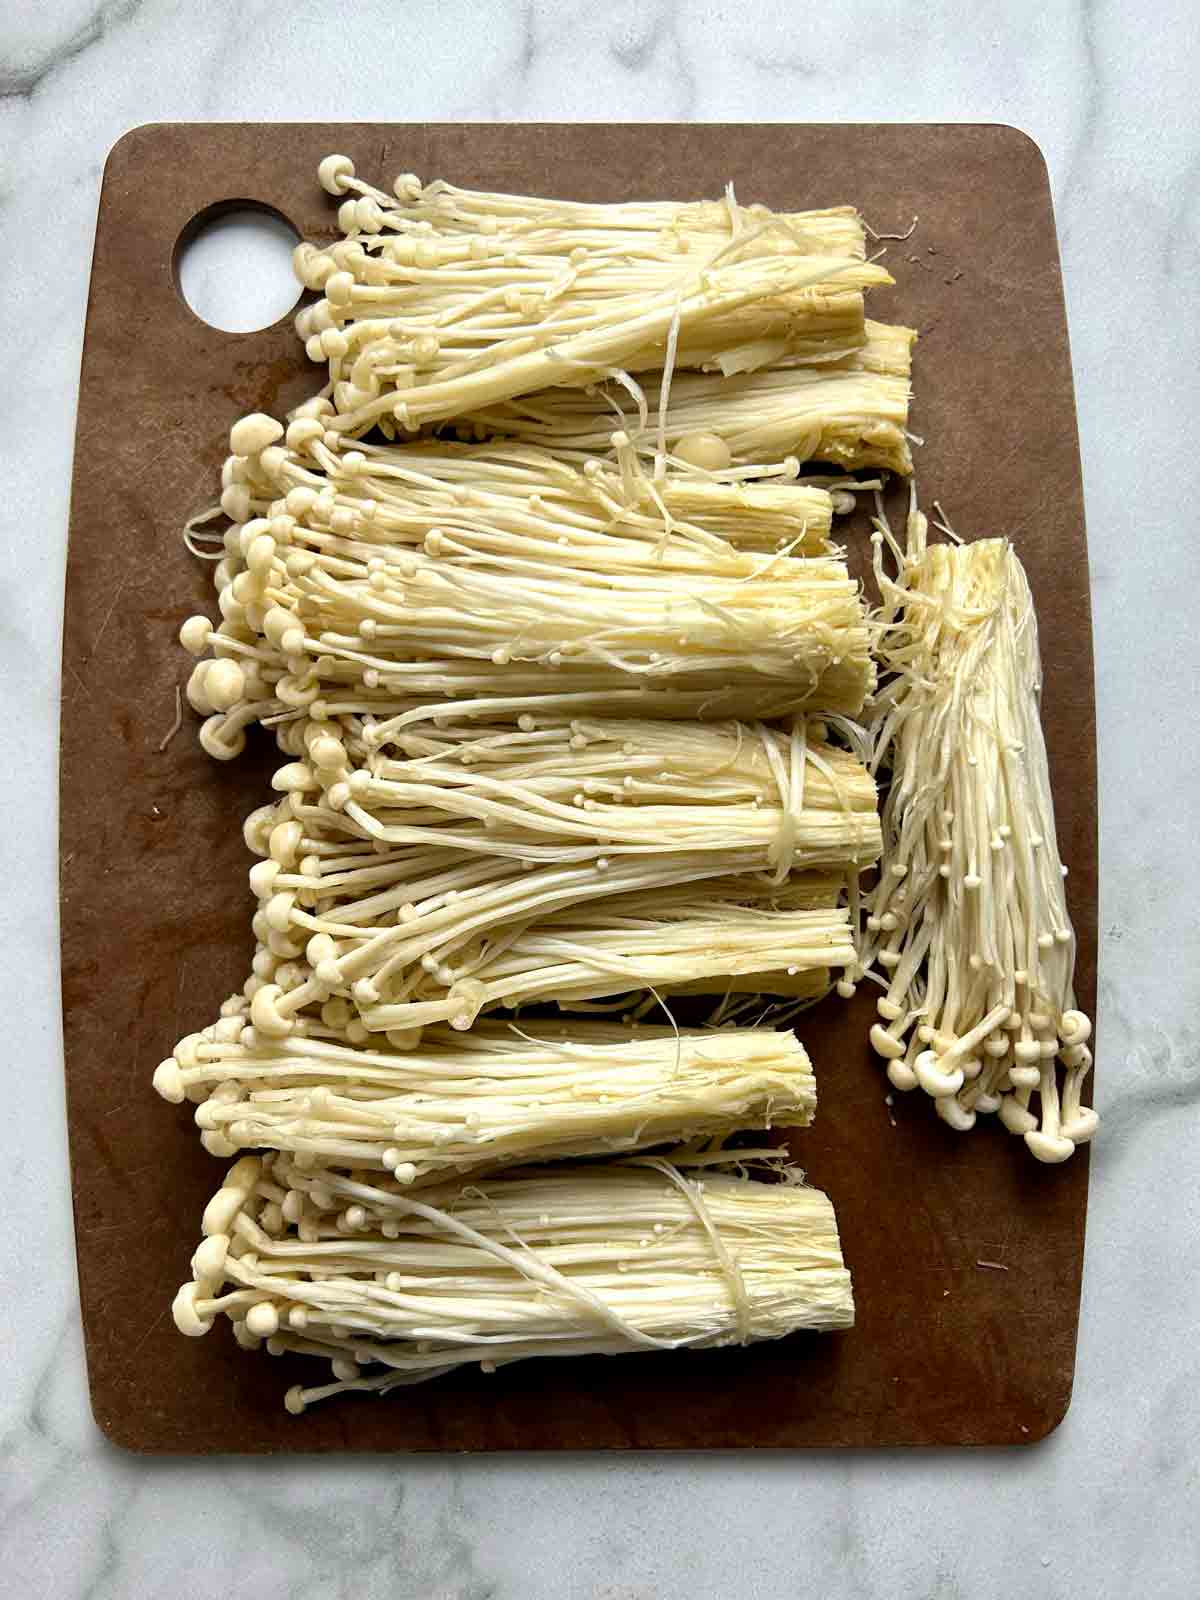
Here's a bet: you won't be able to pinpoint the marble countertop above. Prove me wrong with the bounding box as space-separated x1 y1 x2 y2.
2 2 1198 1595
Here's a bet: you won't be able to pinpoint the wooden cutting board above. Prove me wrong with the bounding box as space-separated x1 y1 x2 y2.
61 123 1095 1451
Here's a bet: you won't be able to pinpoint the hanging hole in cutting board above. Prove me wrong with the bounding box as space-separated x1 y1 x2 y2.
175 202 302 333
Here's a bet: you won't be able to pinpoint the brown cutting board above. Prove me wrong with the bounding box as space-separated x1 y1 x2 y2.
62 123 1095 1451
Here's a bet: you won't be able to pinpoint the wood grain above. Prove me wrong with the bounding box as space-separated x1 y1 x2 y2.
61 123 1094 1451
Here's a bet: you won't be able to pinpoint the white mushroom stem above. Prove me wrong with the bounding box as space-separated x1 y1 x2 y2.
173 1149 853 1409
313 160 869 257
326 252 889 436
274 546 863 683
860 490 1096 1162
238 844 855 1033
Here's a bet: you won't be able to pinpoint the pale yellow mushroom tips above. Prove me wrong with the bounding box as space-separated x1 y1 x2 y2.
173 1149 853 1409
857 491 1096 1162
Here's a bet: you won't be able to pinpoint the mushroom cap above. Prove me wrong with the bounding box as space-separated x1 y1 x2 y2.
1024 1129 1075 1164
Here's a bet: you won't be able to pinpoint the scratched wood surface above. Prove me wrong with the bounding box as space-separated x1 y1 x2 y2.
61 123 1095 1451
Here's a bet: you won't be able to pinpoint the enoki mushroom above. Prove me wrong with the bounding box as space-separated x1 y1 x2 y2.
462 320 916 475
178 412 875 764
265 714 880 871
155 1019 817 1179
173 1151 854 1409
216 420 841 555
291 156 892 433
236 806 858 1035
856 493 1096 1163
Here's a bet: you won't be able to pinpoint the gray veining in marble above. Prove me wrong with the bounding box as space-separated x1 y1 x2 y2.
1 1 1198 1595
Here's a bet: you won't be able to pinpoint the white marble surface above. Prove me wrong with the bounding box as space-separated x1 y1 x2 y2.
2 1 1198 1595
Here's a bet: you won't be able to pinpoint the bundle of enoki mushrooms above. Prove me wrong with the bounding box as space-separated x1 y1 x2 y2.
180 415 875 764
459 320 916 475
245 853 857 1036
173 1151 854 1411
291 157 894 434
155 155 942 1410
215 706 876 1038
156 1019 818 1177
855 494 1096 1162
